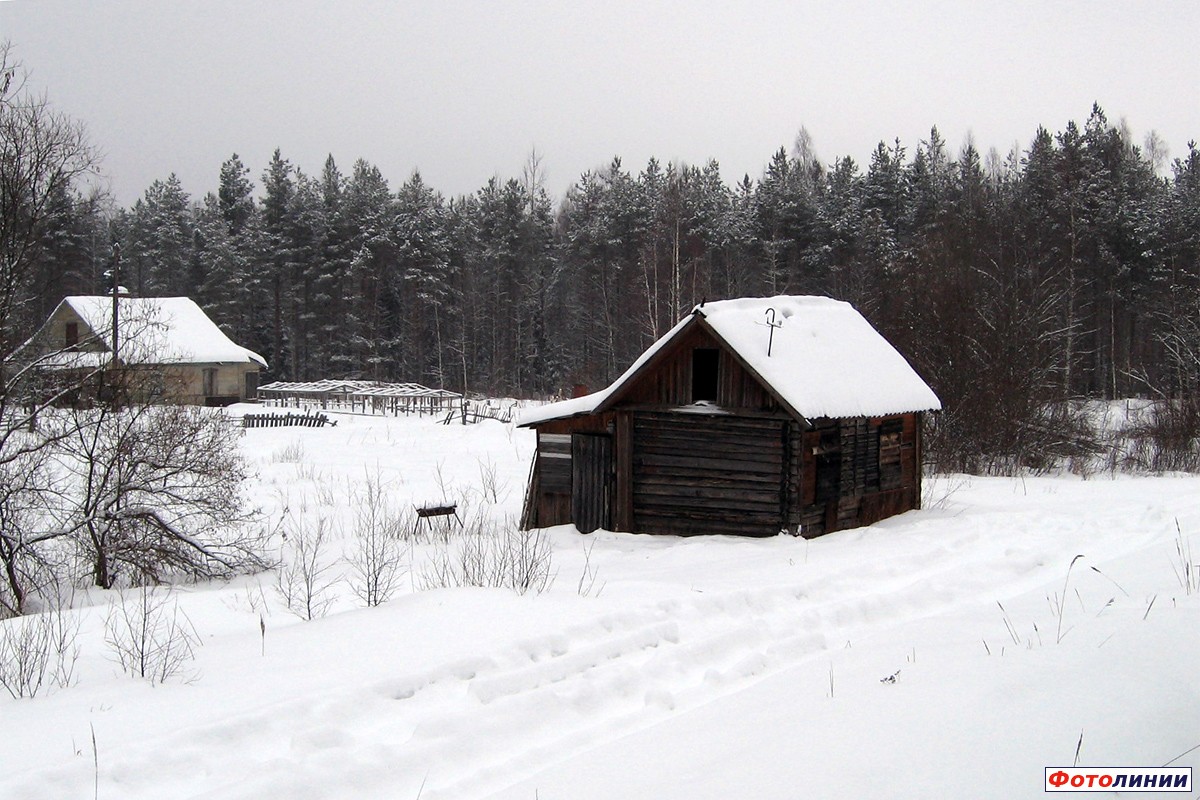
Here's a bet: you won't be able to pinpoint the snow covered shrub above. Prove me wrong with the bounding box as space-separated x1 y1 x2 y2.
475 456 509 505
104 585 200 685
0 597 79 698
270 439 306 464
1122 400 1200 473
276 512 338 620
925 398 1103 475
345 471 407 607
419 515 552 596
0 610 58 698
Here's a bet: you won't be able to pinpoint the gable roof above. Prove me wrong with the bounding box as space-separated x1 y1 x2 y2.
53 296 266 368
519 295 940 426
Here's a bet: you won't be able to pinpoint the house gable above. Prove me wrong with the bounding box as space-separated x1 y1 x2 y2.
593 315 799 420
41 303 106 354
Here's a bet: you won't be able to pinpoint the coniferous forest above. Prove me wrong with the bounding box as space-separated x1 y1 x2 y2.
10 83 1200 472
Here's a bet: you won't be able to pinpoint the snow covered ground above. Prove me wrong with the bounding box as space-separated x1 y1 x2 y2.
3 406 1199 799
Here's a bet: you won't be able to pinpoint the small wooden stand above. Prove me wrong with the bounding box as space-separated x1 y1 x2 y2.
413 503 462 536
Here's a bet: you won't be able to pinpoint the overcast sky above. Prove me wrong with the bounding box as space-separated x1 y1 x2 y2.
1 0 1196 207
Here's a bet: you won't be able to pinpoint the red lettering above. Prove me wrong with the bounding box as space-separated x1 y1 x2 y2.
1099 774 1112 787
1048 771 1070 788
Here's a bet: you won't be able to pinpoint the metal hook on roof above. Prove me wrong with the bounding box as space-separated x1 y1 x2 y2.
765 307 782 357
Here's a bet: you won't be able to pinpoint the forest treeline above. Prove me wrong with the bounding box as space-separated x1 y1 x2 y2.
15 102 1200 471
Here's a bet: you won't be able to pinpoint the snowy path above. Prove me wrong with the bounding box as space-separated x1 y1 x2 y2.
81 569 1003 800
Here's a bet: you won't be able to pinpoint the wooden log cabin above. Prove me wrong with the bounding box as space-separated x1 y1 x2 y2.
519 296 941 538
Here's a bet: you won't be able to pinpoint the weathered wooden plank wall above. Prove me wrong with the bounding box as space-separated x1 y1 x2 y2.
617 325 781 412
631 411 786 537
796 412 922 538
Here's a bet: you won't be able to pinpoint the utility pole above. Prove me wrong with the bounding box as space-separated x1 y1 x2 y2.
110 242 121 360
103 242 121 407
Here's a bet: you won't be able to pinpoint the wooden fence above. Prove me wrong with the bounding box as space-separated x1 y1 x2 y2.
442 399 516 425
242 412 337 429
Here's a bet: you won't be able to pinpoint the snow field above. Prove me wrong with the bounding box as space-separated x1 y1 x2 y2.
1 407 1199 799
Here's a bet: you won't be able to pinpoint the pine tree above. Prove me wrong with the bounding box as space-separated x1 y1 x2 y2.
517 151 563 394
395 170 453 384
313 154 350 376
191 193 245 328
126 174 193 297
217 154 254 236
258 148 296 378
342 159 394 378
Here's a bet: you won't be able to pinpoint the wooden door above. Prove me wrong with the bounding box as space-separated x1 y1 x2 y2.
571 434 613 533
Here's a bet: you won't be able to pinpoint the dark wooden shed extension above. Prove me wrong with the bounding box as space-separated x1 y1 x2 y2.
519 296 941 538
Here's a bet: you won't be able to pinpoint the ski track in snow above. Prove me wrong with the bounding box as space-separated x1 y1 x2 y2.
94 582 941 799
22 494 1175 800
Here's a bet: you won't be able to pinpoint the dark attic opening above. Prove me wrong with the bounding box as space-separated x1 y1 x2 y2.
692 348 719 402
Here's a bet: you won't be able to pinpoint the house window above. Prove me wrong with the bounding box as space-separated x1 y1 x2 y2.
692 348 719 402
202 368 218 399
64 322 78 347
245 372 258 400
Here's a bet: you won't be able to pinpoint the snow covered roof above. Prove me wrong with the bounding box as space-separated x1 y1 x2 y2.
257 380 462 399
259 379 379 394
59 296 266 368
519 295 941 426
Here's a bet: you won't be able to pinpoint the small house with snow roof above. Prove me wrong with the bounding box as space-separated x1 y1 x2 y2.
518 295 941 538
18 296 266 406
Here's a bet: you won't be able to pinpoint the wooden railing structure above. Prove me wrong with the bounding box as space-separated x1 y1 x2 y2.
256 379 462 417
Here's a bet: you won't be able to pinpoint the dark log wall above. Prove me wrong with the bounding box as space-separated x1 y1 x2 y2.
797 412 922 539
631 411 787 537
526 409 925 536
